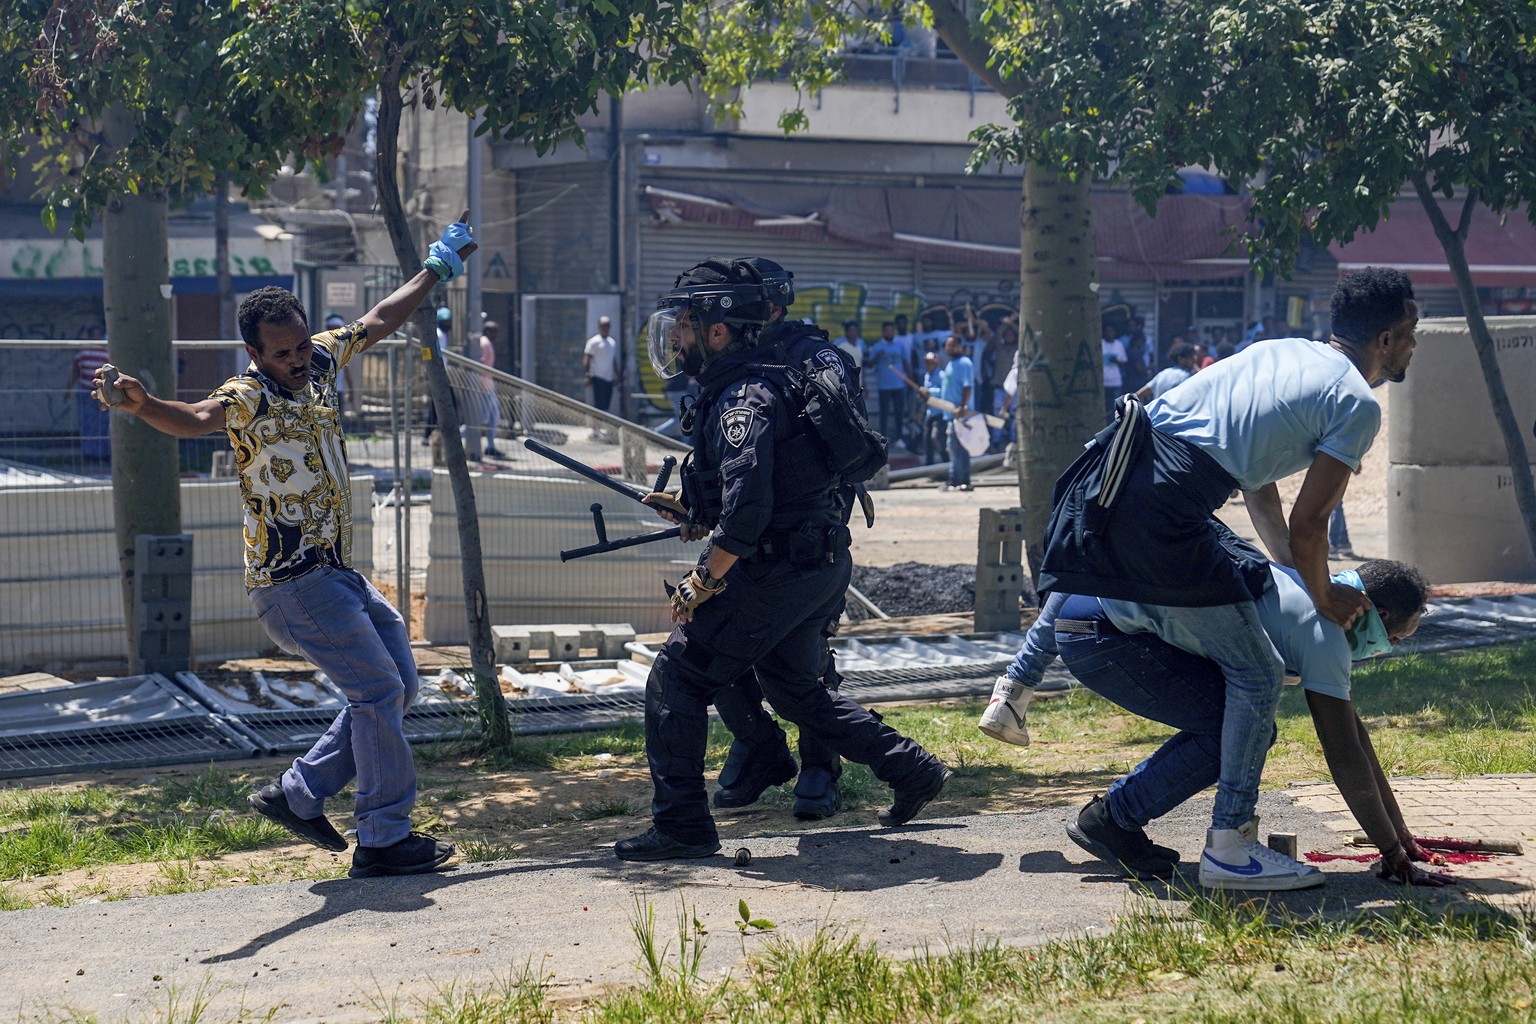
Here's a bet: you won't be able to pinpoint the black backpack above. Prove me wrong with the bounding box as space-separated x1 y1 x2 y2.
775 359 888 485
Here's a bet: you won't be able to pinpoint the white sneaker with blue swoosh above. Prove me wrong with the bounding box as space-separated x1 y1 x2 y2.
1198 828 1324 891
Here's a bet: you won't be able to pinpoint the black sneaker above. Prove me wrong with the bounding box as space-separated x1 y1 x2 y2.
713 742 798 808
878 764 952 826
614 826 721 862
349 831 455 878
792 765 843 821
248 783 347 852
1065 795 1177 880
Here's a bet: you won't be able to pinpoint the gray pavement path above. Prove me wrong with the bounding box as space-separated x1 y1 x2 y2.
5 787 1526 1024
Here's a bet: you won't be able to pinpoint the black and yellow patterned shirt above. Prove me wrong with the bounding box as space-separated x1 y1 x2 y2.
211 322 367 590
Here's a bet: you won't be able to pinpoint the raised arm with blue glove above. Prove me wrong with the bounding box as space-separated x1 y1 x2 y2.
424 216 475 282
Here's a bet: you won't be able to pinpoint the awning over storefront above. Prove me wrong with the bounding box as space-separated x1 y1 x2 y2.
1329 199 1536 288
643 183 1253 282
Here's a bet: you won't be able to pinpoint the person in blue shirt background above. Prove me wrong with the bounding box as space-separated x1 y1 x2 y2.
918 350 947 465
934 335 974 491
867 321 907 445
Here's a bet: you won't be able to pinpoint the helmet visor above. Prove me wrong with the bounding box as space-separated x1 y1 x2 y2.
647 306 687 380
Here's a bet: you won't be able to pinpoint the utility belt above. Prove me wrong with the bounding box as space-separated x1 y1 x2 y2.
751 522 852 567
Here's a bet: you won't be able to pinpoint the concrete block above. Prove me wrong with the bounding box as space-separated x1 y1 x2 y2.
583 623 637 658
975 507 1026 632
1391 316 1536 465
1389 463 1536 583
977 507 1026 568
493 622 639 663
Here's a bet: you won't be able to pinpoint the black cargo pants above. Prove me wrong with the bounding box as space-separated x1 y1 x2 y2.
644 547 937 844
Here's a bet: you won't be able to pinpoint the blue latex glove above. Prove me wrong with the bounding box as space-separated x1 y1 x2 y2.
423 220 473 281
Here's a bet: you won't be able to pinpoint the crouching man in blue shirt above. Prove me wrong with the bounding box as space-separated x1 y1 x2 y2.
986 533 1454 890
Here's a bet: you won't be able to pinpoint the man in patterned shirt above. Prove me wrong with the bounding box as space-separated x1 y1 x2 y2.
94 215 476 878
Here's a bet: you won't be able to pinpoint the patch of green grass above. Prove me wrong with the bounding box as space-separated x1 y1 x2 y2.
0 884 33 910
1266 642 1536 782
0 767 299 887
0 811 286 881
378 962 555 1024
456 838 523 864
379 893 1536 1023
575 796 638 821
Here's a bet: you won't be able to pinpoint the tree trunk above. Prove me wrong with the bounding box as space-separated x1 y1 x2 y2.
1015 165 1102 580
1414 178 1536 566
924 1 1104 583
103 189 182 670
375 56 510 748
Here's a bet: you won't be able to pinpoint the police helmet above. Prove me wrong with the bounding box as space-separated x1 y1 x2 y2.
741 256 794 309
647 257 771 379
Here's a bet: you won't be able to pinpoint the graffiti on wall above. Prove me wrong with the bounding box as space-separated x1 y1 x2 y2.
798 281 1027 343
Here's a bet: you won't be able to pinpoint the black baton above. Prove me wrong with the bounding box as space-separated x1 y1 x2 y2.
523 438 651 504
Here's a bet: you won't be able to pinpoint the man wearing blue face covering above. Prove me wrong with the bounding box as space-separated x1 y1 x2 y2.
986 524 1454 890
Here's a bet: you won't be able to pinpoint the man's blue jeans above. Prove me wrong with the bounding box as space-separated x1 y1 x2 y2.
1103 601 1284 829
1057 630 1239 832
946 419 971 486
250 565 419 847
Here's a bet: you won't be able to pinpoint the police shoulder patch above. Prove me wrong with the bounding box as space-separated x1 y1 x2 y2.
720 407 754 447
812 348 847 381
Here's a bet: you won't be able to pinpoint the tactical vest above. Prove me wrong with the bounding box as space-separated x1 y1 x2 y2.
680 360 841 529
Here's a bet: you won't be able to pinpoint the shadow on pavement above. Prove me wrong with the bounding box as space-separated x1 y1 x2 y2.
729 828 1003 891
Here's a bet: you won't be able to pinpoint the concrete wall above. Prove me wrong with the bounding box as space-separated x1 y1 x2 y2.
0 477 374 671
1389 316 1536 582
424 469 694 644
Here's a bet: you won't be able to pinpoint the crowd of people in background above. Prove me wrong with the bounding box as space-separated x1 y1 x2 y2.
827 305 1314 490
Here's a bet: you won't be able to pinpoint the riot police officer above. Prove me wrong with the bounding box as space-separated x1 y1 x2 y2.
616 257 949 862
709 256 862 821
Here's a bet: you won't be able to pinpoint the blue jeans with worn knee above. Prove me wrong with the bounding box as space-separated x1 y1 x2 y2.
1057 630 1231 831
250 565 419 847
1103 601 1284 829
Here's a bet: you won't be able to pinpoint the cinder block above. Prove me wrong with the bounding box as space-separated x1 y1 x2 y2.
977 507 1026 568
975 507 1026 632
1391 317 1536 465
1389 463 1536 583
492 622 639 663
581 624 637 658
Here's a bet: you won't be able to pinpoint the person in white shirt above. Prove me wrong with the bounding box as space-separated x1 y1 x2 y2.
583 315 622 413
1100 323 1128 422
477 320 504 458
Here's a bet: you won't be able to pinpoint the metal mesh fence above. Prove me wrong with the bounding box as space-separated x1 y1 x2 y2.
0 337 687 673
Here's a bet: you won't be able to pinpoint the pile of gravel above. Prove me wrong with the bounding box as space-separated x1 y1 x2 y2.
847 562 976 620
